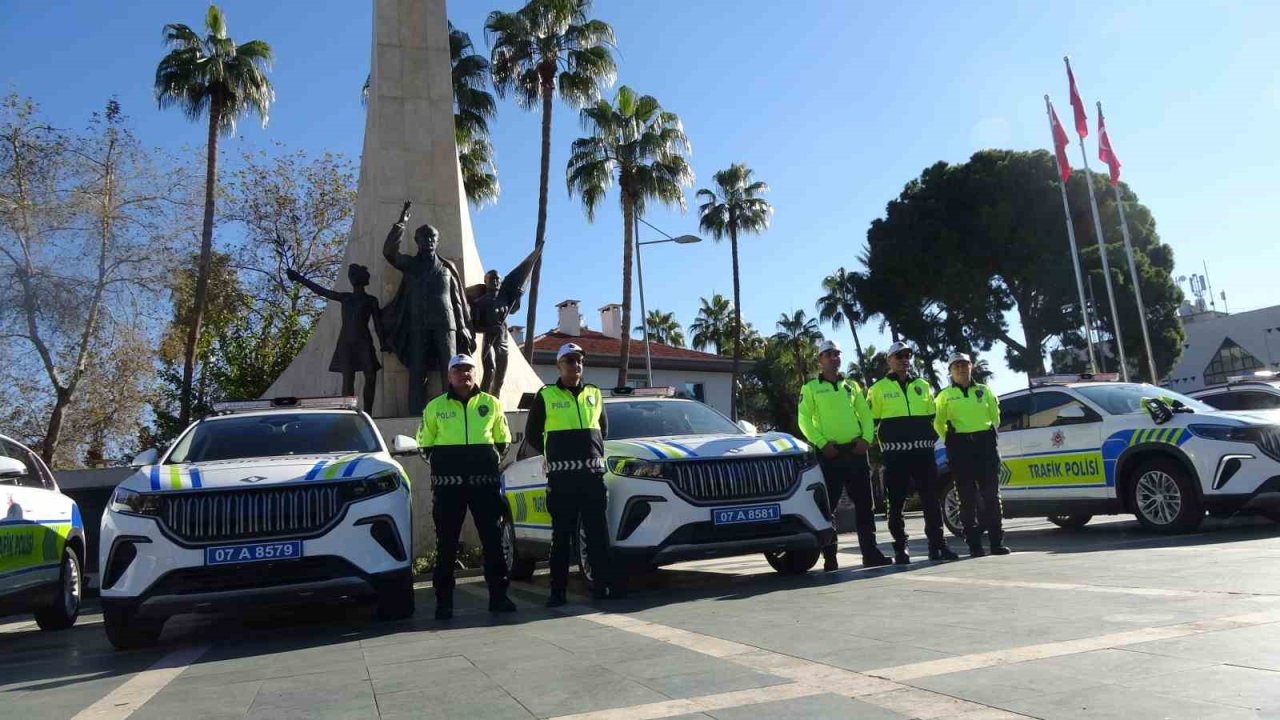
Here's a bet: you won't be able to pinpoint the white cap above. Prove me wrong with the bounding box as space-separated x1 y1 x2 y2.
447 354 476 370
817 339 842 355
948 351 972 367
886 341 913 356
557 343 586 361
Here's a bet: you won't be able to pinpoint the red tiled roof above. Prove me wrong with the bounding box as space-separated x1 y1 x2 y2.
533 329 727 361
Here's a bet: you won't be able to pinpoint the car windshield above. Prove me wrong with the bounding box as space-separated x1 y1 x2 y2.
605 400 742 440
166 413 380 464
1075 384 1215 415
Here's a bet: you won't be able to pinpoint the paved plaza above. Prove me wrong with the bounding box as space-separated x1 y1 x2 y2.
4 515 1280 719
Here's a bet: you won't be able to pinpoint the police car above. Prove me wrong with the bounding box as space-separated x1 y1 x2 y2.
0 434 85 631
501 388 833 581
100 397 416 649
937 374 1280 535
1188 372 1280 412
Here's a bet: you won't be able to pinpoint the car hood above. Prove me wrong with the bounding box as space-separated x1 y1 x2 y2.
1193 409 1280 427
119 452 398 492
605 431 809 461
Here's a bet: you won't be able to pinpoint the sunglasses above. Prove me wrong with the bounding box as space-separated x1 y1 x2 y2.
893 351 913 359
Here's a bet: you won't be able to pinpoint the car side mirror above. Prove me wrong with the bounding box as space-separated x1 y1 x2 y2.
1057 405 1087 420
130 448 159 467
391 435 418 456
737 419 758 434
0 456 27 479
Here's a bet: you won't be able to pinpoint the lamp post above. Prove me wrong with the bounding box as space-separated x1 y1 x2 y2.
635 215 701 387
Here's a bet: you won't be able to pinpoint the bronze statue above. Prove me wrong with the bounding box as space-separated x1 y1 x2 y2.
467 245 543 398
381 202 474 414
287 264 387 413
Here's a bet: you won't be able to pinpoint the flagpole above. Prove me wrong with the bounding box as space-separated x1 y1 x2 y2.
1099 101 1159 384
1066 56 1129 381
1045 95 1097 374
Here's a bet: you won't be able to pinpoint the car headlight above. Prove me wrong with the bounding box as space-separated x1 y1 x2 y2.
340 470 402 503
798 447 820 471
1187 424 1264 443
607 457 669 479
110 487 162 516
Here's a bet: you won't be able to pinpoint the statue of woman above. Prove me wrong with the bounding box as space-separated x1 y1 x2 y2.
287 264 388 413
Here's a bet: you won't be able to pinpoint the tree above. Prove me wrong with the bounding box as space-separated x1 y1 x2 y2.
633 309 685 347
567 86 693 387
155 4 273 427
688 293 733 354
772 309 823 380
816 267 870 381
697 163 773 420
449 23 500 207
487 0 616 359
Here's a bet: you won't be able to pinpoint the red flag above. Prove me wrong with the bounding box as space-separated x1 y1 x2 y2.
1066 60 1088 139
1097 106 1121 186
1049 101 1071 183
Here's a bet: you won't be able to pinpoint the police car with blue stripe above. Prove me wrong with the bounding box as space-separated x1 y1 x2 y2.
501 388 832 581
99 397 418 648
937 374 1280 536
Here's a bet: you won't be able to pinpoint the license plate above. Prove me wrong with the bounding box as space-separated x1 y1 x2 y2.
204 540 303 566
711 503 781 525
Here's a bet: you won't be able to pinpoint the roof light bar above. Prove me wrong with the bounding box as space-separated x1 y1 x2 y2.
1227 371 1277 383
609 386 676 398
1030 372 1120 387
212 396 360 413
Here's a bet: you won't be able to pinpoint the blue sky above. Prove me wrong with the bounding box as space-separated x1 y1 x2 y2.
4 0 1278 394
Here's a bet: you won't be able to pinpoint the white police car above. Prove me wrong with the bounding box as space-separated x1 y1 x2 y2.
501 389 833 581
937 375 1280 535
0 434 85 631
1188 372 1280 412
100 398 417 648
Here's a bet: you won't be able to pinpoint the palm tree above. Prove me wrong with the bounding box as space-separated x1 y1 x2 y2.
697 163 773 419
688 294 733 354
486 0 616 359
567 86 693 387
155 4 273 426
773 309 823 380
816 267 870 380
634 309 685 348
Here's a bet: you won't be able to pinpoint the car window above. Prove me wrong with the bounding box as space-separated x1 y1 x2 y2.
1196 392 1240 411
604 400 742 440
1233 391 1280 410
997 395 1029 432
0 439 44 489
1026 391 1100 429
1075 384 1214 415
166 413 380 464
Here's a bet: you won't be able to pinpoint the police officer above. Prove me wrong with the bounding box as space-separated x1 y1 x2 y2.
935 352 1010 556
524 343 616 606
417 353 516 620
798 340 892 571
867 342 958 564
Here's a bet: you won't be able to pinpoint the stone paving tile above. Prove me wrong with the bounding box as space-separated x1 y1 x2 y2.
248 674 375 712
493 664 671 718
368 654 488 696
1119 663 1280 713
1124 623 1280 671
812 640 953 672
375 684 536 720
706 692 910 719
128 679 263 720
242 697 380 720
634 667 792 700
995 647 1213 683
1000 683 1260 720
905 660 1108 706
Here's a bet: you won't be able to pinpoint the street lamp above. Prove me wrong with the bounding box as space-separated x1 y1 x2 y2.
635 215 702 386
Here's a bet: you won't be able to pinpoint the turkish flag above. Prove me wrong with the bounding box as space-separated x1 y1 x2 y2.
1067 62 1089 139
1049 101 1071 182
1097 107 1122 186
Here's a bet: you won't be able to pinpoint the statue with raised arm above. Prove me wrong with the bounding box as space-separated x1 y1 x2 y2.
381 201 474 414
467 245 543 398
286 264 387 414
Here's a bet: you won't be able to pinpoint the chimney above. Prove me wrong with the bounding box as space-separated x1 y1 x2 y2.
599 304 622 339
508 325 525 346
556 300 582 336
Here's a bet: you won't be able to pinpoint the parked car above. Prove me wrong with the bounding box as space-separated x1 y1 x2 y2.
1188 373 1280 412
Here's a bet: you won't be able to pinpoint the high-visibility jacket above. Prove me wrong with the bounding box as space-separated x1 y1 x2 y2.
867 374 938 454
797 375 873 449
525 382 607 473
934 382 1000 438
417 388 509 485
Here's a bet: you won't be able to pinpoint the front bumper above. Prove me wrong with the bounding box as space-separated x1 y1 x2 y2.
1204 475 1280 516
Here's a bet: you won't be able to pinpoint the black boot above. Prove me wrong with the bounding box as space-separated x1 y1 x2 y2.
857 531 891 567
822 544 839 572
489 589 517 613
965 528 986 558
545 589 567 608
989 530 1012 555
893 541 911 565
929 542 960 562
434 602 453 620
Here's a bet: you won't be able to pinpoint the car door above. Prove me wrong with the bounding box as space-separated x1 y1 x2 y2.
501 437 552 545
0 440 66 598
1004 391 1108 501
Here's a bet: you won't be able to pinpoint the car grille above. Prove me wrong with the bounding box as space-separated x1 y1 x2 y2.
667 456 801 504
1258 427 1280 462
157 484 344 543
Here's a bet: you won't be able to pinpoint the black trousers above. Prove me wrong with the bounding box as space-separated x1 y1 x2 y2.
947 431 1004 541
883 451 947 547
432 483 508 606
547 470 612 592
820 453 882 558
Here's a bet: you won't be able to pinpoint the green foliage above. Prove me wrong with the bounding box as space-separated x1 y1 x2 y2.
634 309 685 347
486 0 617 111
688 294 734 355
738 311 823 434
816 267 870 381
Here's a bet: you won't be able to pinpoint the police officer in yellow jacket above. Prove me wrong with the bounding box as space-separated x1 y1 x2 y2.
523 343 616 606
868 342 958 564
417 353 516 619
798 340 892 571
934 352 1010 557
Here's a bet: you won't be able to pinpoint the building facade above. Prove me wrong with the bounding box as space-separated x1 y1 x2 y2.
1164 303 1280 393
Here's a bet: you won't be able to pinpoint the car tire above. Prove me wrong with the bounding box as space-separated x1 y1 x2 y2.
763 548 820 575
103 605 163 650
35 548 82 632
375 573 416 621
502 516 537 581
940 478 965 539
1129 457 1204 533
1047 513 1093 530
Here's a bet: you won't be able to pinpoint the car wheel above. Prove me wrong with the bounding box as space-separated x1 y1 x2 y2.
1047 513 1093 530
763 548 821 575
103 605 164 650
375 573 416 621
502 516 537 581
940 478 964 539
35 548 82 631
1129 457 1204 533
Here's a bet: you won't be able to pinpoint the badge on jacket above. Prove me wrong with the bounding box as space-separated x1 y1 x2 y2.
586 394 597 406
914 386 923 396
976 389 984 399
478 404 490 417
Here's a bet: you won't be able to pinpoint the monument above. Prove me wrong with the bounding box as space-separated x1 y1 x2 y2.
266 0 543 416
